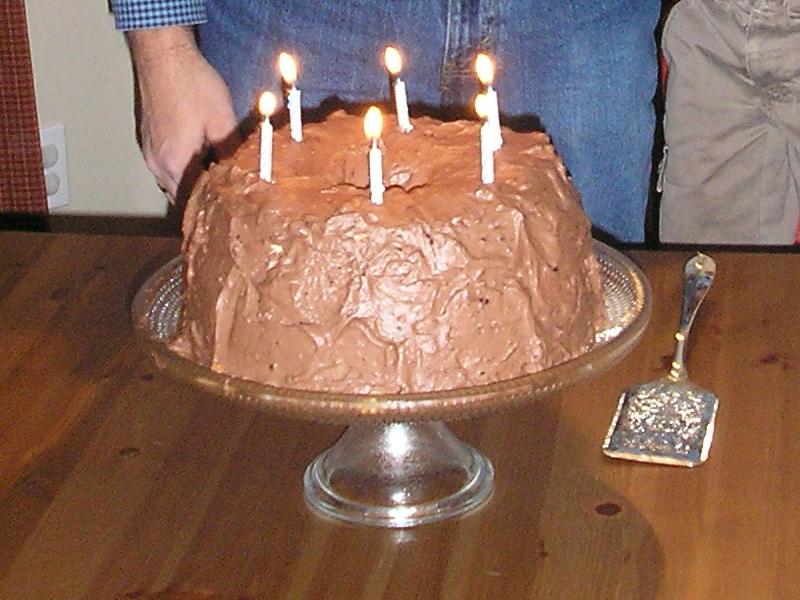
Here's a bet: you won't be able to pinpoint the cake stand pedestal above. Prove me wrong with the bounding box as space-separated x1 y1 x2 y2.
304 421 493 527
132 242 651 528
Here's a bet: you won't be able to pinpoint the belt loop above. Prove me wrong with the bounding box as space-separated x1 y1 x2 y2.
440 0 500 106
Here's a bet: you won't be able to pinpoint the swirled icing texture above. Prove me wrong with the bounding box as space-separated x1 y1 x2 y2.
172 110 605 394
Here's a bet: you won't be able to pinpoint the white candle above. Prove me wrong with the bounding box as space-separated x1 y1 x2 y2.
475 53 503 151
369 141 384 205
475 93 494 184
278 52 302 142
485 86 501 151
364 106 385 205
393 79 412 133
287 87 302 142
384 47 413 133
258 91 277 182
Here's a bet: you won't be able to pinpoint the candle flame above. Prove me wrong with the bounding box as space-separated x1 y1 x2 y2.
278 52 298 85
474 93 489 119
475 53 495 86
364 106 383 140
384 46 403 75
258 91 278 117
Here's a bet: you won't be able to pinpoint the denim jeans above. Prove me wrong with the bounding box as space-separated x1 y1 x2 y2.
198 0 660 243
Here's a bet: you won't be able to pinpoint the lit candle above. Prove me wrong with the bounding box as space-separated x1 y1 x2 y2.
384 46 413 133
364 106 385 205
474 93 494 185
475 53 502 151
278 52 302 142
258 91 277 182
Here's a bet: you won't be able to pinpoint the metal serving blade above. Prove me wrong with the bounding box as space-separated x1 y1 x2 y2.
602 254 718 467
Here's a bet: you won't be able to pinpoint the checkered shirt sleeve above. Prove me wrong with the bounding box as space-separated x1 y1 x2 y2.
111 0 207 30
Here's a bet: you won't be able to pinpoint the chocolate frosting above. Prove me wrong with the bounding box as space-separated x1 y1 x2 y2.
173 110 605 393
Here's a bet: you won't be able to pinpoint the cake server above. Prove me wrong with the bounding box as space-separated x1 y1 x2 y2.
602 253 718 467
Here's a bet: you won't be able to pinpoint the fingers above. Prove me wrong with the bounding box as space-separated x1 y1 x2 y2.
144 110 240 204
206 103 241 157
199 73 241 163
143 132 200 203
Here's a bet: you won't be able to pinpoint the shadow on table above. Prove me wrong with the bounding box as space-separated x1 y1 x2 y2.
0 213 182 237
0 384 663 598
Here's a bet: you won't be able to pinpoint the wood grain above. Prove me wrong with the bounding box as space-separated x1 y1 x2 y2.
1 231 798 599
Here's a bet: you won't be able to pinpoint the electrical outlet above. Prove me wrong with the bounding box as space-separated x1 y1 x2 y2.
39 125 70 210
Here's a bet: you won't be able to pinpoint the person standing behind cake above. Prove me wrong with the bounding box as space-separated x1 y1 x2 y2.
110 0 661 244
659 0 800 245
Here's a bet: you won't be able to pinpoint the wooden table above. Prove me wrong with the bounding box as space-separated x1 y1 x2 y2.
1 230 798 599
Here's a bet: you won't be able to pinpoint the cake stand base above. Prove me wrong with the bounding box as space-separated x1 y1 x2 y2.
303 421 494 528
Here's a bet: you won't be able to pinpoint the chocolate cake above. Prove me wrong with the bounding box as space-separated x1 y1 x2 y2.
172 109 605 394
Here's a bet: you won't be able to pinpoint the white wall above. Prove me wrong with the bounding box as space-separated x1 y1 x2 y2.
25 0 167 217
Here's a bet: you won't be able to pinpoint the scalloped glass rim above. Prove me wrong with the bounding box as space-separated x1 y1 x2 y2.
131 241 651 423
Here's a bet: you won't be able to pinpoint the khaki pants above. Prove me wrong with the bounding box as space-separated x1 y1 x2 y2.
660 0 800 244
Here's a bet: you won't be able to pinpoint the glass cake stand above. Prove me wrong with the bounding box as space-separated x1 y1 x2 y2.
131 242 651 528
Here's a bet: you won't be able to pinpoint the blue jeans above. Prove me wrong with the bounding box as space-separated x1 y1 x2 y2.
198 0 659 243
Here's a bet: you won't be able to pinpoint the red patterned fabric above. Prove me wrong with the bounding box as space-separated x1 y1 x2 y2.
1 0 47 214
796 213 800 244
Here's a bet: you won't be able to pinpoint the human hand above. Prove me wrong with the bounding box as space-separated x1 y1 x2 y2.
126 26 240 202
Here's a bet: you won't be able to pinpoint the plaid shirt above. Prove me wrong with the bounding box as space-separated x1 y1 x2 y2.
111 0 206 30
